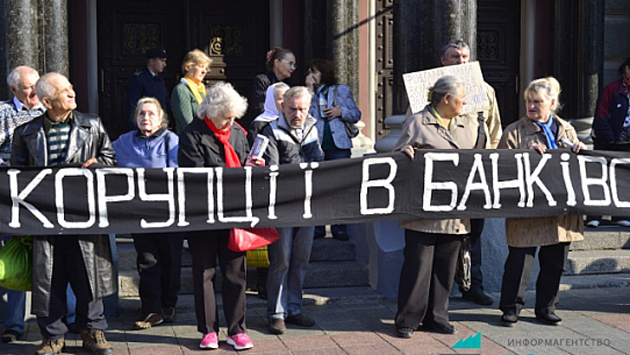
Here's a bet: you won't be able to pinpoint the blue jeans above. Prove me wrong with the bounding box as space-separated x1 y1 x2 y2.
267 226 314 319
2 236 26 334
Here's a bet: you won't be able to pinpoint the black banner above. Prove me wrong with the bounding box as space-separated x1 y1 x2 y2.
1 149 629 235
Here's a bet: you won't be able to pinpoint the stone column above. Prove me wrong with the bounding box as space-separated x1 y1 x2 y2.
393 0 476 114
39 0 69 76
330 0 359 98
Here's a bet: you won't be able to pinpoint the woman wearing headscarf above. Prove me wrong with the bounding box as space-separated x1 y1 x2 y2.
112 97 182 330
171 49 211 134
248 82 290 146
498 77 585 327
178 82 263 351
393 75 472 338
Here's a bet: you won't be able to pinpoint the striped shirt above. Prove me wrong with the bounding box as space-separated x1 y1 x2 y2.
47 120 71 166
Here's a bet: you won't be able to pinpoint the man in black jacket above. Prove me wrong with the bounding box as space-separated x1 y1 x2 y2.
11 72 117 355
126 47 169 129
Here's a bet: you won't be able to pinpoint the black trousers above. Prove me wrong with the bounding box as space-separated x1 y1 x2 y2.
189 230 247 335
37 237 107 339
395 230 462 329
464 218 484 292
499 242 570 316
132 233 183 315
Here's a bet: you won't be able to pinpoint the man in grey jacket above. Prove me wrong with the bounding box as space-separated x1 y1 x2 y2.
11 73 116 355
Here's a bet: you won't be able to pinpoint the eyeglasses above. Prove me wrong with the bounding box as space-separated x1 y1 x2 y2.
282 59 297 68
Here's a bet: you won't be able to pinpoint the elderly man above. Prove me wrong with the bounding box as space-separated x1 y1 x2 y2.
262 86 323 334
11 73 116 355
0 66 45 343
126 46 169 128
440 39 502 306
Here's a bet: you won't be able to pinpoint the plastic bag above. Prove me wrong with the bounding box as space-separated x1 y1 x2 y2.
455 237 471 292
0 236 32 291
246 246 270 268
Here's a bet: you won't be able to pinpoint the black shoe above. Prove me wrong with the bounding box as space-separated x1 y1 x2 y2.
1 329 21 343
285 313 315 327
332 230 349 241
462 290 493 306
536 309 562 325
162 306 176 323
501 313 518 327
268 318 286 334
423 322 457 334
396 327 413 338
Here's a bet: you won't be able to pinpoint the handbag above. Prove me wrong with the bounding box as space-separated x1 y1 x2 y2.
332 85 360 138
0 236 33 291
455 237 472 292
246 246 270 268
228 227 279 252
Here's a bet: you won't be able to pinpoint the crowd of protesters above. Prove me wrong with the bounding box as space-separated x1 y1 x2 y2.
0 40 623 354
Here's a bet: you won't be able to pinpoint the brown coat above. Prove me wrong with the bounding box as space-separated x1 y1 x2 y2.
394 105 474 235
498 115 584 247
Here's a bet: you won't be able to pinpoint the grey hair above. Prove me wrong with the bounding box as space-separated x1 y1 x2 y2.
134 97 169 129
283 86 312 104
272 82 290 100
197 81 248 119
35 72 64 101
429 75 465 105
7 66 39 88
440 39 469 59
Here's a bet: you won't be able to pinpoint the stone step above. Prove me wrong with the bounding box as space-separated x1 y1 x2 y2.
572 228 630 251
118 260 369 298
566 249 630 275
115 236 356 271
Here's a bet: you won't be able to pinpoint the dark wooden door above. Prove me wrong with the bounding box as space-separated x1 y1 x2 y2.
97 0 269 140
374 0 394 141
477 0 521 127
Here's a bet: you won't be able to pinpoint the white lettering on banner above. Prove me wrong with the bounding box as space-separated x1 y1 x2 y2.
491 152 525 209
610 158 630 207
176 168 215 227
8 169 54 228
137 168 175 228
560 153 577 206
96 168 135 228
59 168 96 228
578 156 611 206
457 153 492 210
268 165 279 220
523 153 556 207
423 152 459 212
360 157 397 215
216 167 259 227
300 162 319 219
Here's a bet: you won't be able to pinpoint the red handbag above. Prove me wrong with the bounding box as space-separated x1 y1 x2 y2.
227 228 280 252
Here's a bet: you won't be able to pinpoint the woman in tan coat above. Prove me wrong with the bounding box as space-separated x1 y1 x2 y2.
498 77 586 327
393 76 474 338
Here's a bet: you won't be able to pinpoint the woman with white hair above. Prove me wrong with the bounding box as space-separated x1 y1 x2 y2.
178 82 262 350
113 97 182 330
393 75 473 338
498 77 585 327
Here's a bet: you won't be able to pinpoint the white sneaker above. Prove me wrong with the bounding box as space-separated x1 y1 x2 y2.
586 220 600 228
615 220 630 227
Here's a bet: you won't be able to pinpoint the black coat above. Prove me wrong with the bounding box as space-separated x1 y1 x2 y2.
178 118 250 168
11 111 117 317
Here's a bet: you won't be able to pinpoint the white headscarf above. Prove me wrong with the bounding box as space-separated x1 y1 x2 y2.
253 83 285 123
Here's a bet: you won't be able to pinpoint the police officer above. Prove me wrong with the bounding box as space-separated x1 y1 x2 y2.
126 46 169 129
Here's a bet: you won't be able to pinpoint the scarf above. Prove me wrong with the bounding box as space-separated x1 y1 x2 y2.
253 84 280 124
622 76 630 96
204 118 241 168
183 77 206 104
534 115 558 149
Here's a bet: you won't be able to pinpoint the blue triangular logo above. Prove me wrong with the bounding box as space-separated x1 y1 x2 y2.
452 332 482 349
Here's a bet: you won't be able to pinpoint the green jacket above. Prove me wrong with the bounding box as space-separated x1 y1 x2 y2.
171 82 199 134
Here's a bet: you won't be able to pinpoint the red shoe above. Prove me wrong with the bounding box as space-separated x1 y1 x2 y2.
226 333 253 350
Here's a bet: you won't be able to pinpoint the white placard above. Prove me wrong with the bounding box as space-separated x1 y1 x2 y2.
403 61 490 114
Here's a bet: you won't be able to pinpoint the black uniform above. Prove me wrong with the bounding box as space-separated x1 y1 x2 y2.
126 67 169 129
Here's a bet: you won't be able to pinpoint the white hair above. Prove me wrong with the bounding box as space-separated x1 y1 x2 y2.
7 66 39 88
197 82 248 119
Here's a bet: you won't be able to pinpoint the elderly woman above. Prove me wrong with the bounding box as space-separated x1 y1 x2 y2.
251 47 295 117
587 56 630 227
178 82 262 351
305 58 361 241
171 49 211 134
393 76 472 338
498 77 585 327
112 97 182 330
248 82 290 145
